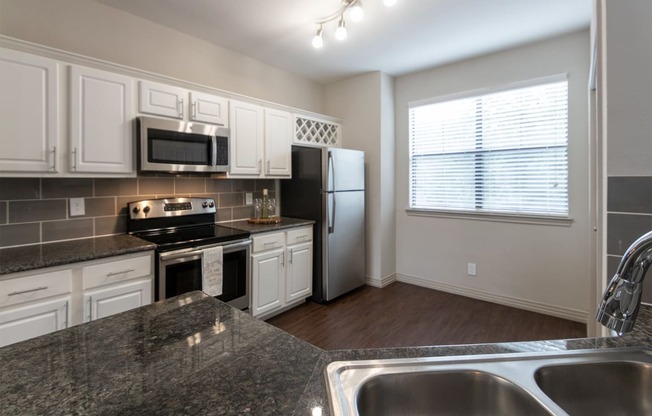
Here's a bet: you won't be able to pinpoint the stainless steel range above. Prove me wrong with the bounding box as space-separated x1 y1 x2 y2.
127 197 251 310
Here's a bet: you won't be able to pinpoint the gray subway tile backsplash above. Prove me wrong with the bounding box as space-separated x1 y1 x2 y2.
607 175 652 303
42 219 94 242
138 177 175 195
0 177 273 247
95 178 138 196
42 178 93 199
9 200 68 223
0 223 40 247
0 178 40 200
607 176 652 213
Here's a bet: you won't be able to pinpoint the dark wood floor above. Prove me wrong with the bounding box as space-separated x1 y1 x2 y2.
266 282 586 350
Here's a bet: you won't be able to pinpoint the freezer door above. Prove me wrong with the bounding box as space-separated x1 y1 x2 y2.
324 190 365 300
323 147 365 192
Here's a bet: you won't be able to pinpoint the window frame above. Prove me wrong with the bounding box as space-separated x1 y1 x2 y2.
407 74 573 226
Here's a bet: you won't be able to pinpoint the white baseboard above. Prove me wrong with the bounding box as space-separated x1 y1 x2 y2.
396 273 587 323
365 273 397 288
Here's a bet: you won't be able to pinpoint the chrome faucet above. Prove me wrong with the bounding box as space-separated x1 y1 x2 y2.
596 230 652 334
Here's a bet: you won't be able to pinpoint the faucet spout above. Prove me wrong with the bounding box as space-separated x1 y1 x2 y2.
596 230 652 334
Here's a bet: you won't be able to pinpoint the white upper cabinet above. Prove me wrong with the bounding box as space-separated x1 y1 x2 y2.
229 100 265 175
69 65 135 173
139 80 228 126
264 108 292 177
229 101 292 178
0 48 59 173
189 90 228 125
139 80 186 119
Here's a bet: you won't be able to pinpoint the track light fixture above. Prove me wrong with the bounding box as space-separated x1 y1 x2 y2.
312 0 397 49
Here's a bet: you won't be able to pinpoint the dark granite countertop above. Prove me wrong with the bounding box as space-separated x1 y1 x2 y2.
0 234 156 276
224 217 315 234
0 290 650 415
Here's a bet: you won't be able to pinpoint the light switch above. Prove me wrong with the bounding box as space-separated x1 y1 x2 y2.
69 198 85 216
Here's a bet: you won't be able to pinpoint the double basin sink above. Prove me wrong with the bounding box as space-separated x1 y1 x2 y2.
325 348 651 415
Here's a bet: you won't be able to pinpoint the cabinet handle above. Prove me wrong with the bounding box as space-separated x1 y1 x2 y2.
192 102 197 120
263 242 277 248
288 250 293 265
257 159 262 174
266 160 270 174
178 98 184 118
280 252 285 267
106 269 135 277
71 147 77 171
50 146 57 171
87 297 92 322
8 286 48 296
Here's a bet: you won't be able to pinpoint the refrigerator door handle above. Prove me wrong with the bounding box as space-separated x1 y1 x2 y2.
328 150 335 192
330 192 336 234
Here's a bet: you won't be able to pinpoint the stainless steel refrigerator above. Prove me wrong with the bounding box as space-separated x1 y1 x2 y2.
281 145 365 302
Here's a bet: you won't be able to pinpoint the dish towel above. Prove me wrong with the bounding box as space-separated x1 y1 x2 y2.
202 246 223 297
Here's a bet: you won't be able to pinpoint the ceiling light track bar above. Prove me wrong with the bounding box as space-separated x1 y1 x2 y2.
316 0 360 24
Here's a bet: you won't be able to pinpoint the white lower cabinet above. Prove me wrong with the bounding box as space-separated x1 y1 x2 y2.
251 226 313 319
0 296 70 348
0 251 153 347
83 279 151 322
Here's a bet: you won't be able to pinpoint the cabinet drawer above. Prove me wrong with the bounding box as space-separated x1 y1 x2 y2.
252 232 285 253
287 227 313 245
83 255 151 290
0 270 72 308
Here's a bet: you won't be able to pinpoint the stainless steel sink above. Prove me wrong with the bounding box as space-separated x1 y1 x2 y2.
535 360 652 416
325 348 652 416
356 370 551 416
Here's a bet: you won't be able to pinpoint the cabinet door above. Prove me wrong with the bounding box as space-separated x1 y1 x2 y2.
264 108 292 177
286 242 313 303
229 100 264 176
0 297 70 347
70 65 134 173
251 249 284 317
83 279 151 322
0 48 59 172
190 91 228 126
139 80 186 119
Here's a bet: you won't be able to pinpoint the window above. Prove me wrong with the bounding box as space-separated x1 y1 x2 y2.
409 76 569 217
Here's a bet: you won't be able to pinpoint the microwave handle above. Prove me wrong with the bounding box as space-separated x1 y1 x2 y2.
211 136 218 167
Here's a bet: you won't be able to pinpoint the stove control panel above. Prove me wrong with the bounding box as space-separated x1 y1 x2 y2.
128 197 217 219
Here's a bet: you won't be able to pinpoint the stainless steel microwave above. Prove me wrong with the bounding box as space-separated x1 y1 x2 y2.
137 116 230 173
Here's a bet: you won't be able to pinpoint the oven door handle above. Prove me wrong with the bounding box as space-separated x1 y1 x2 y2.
158 239 252 260
222 239 252 251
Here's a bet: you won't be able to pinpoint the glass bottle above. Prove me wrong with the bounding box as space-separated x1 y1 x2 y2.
261 188 269 219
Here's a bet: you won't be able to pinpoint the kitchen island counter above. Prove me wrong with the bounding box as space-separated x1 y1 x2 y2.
1 291 650 415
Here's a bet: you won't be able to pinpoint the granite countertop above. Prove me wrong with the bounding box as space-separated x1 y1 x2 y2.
0 291 650 415
0 234 156 276
224 217 315 234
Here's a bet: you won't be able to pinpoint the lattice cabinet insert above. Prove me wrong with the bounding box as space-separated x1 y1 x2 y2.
294 115 341 147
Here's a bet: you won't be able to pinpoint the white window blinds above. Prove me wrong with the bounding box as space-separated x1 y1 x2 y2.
409 77 569 217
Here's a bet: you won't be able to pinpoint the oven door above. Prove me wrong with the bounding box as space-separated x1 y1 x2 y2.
157 239 251 309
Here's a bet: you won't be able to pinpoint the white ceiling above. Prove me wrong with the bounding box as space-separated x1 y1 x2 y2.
94 0 592 84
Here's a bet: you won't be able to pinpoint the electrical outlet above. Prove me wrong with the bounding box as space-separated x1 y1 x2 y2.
245 192 253 205
467 262 477 276
69 198 85 217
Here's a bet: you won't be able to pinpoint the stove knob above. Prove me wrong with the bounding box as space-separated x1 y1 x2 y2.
132 206 140 214
143 206 151 214
202 201 209 208
208 201 215 208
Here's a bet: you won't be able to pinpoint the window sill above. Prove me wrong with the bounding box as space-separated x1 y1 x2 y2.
406 208 574 227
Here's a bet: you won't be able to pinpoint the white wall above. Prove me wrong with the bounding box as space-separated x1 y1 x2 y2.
394 30 592 322
0 0 324 113
324 72 396 285
604 0 652 176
